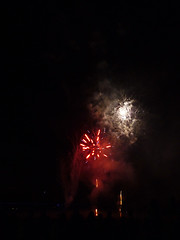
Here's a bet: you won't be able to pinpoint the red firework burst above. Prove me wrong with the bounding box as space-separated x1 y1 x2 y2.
80 129 111 162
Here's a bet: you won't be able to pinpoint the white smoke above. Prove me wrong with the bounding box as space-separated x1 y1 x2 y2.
88 79 143 144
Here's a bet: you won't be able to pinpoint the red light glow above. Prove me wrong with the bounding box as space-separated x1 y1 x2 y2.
96 178 99 188
80 129 111 162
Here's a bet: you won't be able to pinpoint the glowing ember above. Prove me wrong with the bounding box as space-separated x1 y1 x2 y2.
117 100 133 121
96 178 99 188
119 190 123 217
95 208 98 216
119 190 122 206
86 154 90 159
80 129 111 162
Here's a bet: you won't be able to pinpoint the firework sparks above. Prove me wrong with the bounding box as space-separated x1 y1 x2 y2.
119 190 122 206
88 83 143 143
95 208 98 217
96 178 99 188
119 190 123 217
118 101 133 121
115 99 140 140
103 97 140 141
80 129 111 162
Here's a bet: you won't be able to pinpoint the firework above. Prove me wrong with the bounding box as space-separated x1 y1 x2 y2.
80 129 111 162
115 99 139 139
117 100 133 121
89 89 143 143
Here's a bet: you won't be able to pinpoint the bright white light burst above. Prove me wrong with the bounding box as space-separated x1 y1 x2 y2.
114 99 139 142
89 94 142 143
118 100 133 121
88 81 144 144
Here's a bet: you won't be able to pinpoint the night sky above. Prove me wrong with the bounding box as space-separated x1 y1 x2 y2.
2 2 180 207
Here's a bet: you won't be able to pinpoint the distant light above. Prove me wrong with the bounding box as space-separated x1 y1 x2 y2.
96 179 99 188
120 190 122 206
95 208 98 217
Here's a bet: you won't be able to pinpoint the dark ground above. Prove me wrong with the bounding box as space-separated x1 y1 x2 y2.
0 202 180 240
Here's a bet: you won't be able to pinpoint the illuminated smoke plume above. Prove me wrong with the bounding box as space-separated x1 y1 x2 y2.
88 80 143 144
88 154 134 204
78 127 134 206
60 80 144 207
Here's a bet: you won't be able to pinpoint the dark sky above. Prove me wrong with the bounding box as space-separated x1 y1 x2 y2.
2 2 180 204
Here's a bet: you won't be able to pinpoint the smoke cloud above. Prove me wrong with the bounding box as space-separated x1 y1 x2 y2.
60 79 146 207
88 79 145 144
